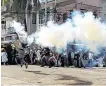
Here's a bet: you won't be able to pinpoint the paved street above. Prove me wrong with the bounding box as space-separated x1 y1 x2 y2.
1 65 106 86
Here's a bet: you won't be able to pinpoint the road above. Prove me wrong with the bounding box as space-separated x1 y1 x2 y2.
1 65 106 86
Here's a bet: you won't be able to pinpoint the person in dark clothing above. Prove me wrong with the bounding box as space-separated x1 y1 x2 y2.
56 54 64 67
32 51 37 64
15 50 21 64
68 52 73 66
12 48 17 65
19 49 28 69
40 55 48 67
57 54 65 67
24 52 31 64
48 53 56 68
74 52 80 68
6 44 13 65
61 55 65 67
40 47 50 67
24 47 31 64
43 47 50 56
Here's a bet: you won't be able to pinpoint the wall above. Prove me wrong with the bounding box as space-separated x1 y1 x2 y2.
76 0 101 7
26 14 36 35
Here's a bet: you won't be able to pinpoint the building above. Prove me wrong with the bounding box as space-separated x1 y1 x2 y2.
1 0 102 40
1 1 18 45
25 0 102 35
1 17 18 45
100 0 106 22
39 0 101 25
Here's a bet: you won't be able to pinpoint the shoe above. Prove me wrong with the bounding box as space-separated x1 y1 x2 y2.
25 64 28 69
49 66 52 68
21 64 23 67
41 65 44 67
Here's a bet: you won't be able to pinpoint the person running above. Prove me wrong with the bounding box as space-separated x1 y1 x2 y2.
19 48 28 69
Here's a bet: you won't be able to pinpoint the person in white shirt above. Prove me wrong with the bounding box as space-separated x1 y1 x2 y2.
88 51 94 67
36 49 41 62
1 48 8 65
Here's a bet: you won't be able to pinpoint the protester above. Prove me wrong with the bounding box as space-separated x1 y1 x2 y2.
30 49 33 64
1 48 8 65
12 47 17 65
88 51 94 67
32 50 37 64
48 53 56 68
19 48 28 69
63 51 68 67
74 51 81 68
36 49 41 64
3 43 106 68
6 44 13 65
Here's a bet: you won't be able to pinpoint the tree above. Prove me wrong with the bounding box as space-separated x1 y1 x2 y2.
11 0 27 21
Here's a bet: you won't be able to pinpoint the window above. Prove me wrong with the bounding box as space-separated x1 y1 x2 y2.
2 24 6 29
39 9 45 24
6 36 12 40
1 21 6 24
1 38 4 41
7 27 15 33
32 13 36 24
47 7 51 21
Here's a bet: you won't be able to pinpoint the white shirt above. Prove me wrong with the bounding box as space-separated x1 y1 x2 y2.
36 50 41 60
89 53 93 59
1 52 8 62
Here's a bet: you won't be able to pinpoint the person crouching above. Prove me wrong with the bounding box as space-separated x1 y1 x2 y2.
48 53 56 68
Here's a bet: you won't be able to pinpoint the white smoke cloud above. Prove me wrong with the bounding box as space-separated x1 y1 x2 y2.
35 11 106 53
12 11 106 54
35 21 74 48
12 21 27 43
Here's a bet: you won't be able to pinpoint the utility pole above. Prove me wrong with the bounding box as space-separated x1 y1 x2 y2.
54 0 57 22
45 0 47 25
25 0 30 35
36 0 39 31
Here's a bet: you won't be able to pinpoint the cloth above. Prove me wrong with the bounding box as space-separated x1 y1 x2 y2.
18 50 25 59
1 52 8 62
36 50 41 61
49 56 56 63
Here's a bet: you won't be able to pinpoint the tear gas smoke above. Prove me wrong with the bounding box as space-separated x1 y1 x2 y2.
12 21 27 43
35 11 106 54
12 11 106 54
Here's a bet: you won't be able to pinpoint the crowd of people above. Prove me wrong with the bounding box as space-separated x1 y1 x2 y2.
1 43 106 69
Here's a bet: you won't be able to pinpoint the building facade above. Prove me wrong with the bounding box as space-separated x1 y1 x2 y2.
1 17 18 44
100 0 106 22
1 3 18 45
39 0 101 25
26 0 102 34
